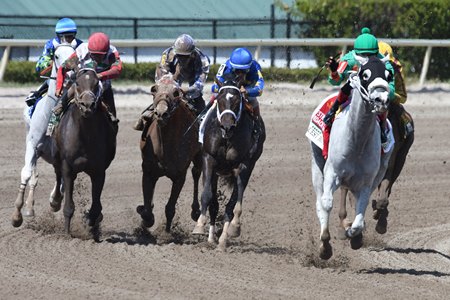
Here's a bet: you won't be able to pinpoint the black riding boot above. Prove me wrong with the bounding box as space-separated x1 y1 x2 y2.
25 81 49 106
323 99 340 126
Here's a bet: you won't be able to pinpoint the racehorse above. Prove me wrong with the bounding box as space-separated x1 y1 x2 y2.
12 44 75 227
50 68 116 234
137 74 202 232
192 80 266 250
310 54 394 260
339 103 414 234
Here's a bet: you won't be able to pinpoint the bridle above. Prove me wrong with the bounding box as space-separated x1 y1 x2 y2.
74 68 102 113
216 85 243 125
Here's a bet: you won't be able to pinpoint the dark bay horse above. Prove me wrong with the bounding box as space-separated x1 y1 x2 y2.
310 54 393 260
137 74 202 232
51 68 117 234
192 81 266 250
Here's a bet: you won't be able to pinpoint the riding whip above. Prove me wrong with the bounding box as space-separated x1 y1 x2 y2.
309 52 341 89
183 101 213 136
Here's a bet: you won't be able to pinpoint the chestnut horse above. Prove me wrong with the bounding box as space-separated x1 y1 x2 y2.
51 68 117 234
137 74 202 232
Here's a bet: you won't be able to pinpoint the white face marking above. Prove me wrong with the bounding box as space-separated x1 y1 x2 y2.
226 92 233 101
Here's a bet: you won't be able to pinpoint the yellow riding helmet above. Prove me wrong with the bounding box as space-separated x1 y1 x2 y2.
378 41 395 63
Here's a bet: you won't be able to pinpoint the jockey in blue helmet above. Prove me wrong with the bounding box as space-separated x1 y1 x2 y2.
25 17 83 107
211 47 264 131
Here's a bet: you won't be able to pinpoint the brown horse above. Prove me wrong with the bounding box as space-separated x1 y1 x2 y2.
50 68 117 234
338 103 414 237
137 74 202 232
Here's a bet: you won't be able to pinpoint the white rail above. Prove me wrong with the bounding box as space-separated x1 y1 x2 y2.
1 38 449 85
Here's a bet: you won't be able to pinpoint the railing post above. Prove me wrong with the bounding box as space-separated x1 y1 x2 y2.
133 19 138 64
270 4 275 67
0 46 11 82
286 13 291 68
213 20 217 64
419 46 432 87
254 46 261 61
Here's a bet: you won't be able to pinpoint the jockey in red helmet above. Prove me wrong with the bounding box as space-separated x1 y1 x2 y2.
54 32 123 123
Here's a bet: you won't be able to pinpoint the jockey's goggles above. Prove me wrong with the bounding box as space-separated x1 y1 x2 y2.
58 33 76 43
233 68 250 75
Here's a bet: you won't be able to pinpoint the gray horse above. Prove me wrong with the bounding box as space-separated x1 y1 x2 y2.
310 54 394 260
12 44 75 227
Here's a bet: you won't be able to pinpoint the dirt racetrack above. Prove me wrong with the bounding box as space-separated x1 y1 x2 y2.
1 82 449 299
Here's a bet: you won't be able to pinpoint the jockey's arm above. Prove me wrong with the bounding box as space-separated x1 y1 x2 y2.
35 39 55 74
56 52 79 96
98 51 123 80
245 69 264 97
384 60 396 101
155 49 172 82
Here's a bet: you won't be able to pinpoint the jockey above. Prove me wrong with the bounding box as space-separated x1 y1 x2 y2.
378 41 407 105
211 47 264 132
54 32 123 122
322 27 395 157
133 34 210 131
25 18 83 107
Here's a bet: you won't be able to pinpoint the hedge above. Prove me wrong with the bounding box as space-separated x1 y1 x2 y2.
4 61 328 84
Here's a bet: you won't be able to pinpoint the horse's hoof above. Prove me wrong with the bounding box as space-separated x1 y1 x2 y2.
22 208 35 218
192 225 205 235
191 209 200 222
319 242 333 260
350 233 363 250
88 212 103 227
217 242 227 252
137 205 154 228
50 200 62 212
375 209 388 234
227 223 241 238
11 215 23 228
337 227 348 240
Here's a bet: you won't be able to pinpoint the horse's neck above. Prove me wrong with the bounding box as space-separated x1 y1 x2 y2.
345 89 377 141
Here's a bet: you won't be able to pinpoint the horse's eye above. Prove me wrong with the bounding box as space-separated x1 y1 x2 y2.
362 69 371 81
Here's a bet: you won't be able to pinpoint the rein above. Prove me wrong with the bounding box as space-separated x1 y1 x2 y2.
74 68 103 109
216 85 243 123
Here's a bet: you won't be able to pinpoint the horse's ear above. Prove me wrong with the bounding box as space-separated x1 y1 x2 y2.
150 85 158 95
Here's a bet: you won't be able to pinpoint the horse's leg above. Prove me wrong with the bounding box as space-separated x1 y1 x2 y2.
62 162 76 234
346 188 371 250
207 174 218 244
310 145 334 259
164 175 186 232
87 172 105 227
190 152 202 222
337 187 352 240
193 154 216 236
11 183 26 227
137 169 157 228
23 170 38 217
49 178 64 212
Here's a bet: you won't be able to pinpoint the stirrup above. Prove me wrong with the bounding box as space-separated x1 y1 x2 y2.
133 118 144 131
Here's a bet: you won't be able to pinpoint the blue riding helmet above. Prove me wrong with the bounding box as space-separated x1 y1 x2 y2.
229 48 252 70
55 18 77 34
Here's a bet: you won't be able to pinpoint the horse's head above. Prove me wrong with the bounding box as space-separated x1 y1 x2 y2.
353 54 393 113
73 68 102 118
54 44 76 70
150 74 183 125
216 81 243 139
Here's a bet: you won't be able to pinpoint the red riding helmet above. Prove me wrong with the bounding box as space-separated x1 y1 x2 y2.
88 32 110 54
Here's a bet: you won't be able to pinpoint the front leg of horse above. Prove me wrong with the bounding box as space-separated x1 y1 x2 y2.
49 176 64 212
11 184 26 227
87 173 105 227
137 171 157 228
345 189 371 250
317 178 336 260
193 161 215 236
190 155 202 222
164 176 186 232
23 170 39 217
62 175 76 234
